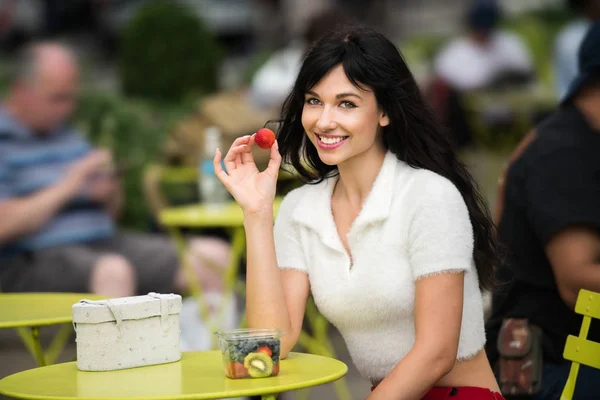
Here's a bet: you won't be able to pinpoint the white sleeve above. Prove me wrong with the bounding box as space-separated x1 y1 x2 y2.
408 175 474 279
434 39 491 91
498 32 533 73
273 190 308 273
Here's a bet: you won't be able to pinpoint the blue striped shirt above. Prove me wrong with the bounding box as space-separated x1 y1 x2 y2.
0 110 115 255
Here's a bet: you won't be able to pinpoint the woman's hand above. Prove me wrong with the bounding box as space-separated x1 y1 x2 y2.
214 134 281 216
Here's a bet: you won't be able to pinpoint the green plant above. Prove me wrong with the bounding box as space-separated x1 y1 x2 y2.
119 0 223 102
74 91 171 231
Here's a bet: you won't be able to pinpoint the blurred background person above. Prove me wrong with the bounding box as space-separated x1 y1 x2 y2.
248 7 354 112
429 0 534 149
434 0 533 93
485 20 600 400
0 42 230 300
553 0 600 100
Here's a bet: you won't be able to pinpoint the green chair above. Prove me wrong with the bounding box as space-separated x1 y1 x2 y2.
561 289 600 400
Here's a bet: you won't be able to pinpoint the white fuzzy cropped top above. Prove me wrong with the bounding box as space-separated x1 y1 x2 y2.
273 151 486 383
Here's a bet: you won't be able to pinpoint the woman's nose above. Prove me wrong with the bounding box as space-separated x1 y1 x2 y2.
315 107 337 131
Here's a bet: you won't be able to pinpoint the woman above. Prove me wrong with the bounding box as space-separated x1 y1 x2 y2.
214 25 504 400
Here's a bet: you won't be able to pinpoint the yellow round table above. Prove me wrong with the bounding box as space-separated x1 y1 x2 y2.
0 351 348 400
0 293 105 366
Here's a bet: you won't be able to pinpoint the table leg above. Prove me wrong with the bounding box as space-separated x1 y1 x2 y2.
168 226 248 349
168 227 211 322
16 326 46 367
45 324 73 365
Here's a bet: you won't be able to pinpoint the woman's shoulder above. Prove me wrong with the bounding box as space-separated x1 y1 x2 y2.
396 163 462 204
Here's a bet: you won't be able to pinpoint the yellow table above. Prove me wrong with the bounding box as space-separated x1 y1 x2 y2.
0 351 348 400
0 293 105 366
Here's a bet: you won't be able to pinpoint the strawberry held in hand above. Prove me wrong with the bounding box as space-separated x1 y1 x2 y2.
255 128 276 149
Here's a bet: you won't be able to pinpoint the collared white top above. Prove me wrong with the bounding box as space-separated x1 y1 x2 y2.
274 151 486 382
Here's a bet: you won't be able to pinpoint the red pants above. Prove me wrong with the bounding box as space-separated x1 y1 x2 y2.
422 387 505 399
371 386 506 399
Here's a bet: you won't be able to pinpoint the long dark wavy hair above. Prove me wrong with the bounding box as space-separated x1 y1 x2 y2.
276 25 498 291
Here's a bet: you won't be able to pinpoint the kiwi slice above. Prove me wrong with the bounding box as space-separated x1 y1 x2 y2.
244 352 274 378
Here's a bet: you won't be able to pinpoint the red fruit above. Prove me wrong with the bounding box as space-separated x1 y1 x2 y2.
272 363 280 376
233 362 249 378
226 362 235 378
257 346 272 357
255 128 276 149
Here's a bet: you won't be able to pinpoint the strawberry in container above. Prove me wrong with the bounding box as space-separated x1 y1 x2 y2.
215 328 284 379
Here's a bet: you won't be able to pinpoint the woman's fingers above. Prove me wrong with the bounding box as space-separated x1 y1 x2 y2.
241 135 256 164
265 139 282 177
223 144 248 172
213 148 229 186
223 135 252 172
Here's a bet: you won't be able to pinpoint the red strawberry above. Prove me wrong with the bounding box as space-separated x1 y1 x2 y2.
257 346 272 357
233 362 249 378
255 128 276 149
272 363 280 376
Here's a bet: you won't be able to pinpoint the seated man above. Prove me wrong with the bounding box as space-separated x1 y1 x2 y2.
485 21 600 400
0 42 230 298
429 0 534 148
434 0 533 92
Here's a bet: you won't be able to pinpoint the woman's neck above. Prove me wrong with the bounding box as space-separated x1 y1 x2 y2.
335 146 387 209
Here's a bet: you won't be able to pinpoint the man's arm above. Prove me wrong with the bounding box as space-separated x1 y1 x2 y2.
0 149 112 244
546 226 600 309
525 147 600 309
0 179 79 243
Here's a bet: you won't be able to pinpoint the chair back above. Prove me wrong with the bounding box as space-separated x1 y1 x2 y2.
560 289 600 400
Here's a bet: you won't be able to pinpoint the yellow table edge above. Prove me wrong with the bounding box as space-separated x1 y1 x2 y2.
0 352 349 400
0 293 106 329
158 198 282 228
0 317 75 329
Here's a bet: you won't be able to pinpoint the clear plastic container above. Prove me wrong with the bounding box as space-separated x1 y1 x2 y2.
215 328 285 379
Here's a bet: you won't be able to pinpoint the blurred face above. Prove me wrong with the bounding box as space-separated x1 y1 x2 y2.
470 29 493 47
301 64 389 167
18 63 79 133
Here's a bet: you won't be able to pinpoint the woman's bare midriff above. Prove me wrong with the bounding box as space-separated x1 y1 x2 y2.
435 349 500 392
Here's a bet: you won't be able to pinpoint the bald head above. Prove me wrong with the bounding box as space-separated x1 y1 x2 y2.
12 42 79 85
8 42 80 133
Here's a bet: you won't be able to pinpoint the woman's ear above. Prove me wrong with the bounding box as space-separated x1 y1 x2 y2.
379 111 390 127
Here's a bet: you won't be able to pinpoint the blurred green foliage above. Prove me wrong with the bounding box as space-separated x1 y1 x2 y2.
119 0 223 102
73 91 194 231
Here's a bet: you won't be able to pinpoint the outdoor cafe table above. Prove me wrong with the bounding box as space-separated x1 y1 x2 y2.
0 351 348 400
0 293 105 366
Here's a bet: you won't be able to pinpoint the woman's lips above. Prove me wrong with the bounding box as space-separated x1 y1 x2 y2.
316 134 349 150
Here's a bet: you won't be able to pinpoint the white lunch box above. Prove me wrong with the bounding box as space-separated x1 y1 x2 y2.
72 292 182 371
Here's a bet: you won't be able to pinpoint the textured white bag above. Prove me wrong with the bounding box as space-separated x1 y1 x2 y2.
73 292 182 371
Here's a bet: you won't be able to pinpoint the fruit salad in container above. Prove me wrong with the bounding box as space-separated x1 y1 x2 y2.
215 328 284 379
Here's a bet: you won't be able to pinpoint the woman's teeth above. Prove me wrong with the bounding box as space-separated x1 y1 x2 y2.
318 135 347 144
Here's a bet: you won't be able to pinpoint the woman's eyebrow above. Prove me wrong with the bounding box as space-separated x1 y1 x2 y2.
336 92 362 100
305 90 362 99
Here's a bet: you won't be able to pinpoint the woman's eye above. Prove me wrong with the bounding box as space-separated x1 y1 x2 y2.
305 98 321 105
340 101 356 109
